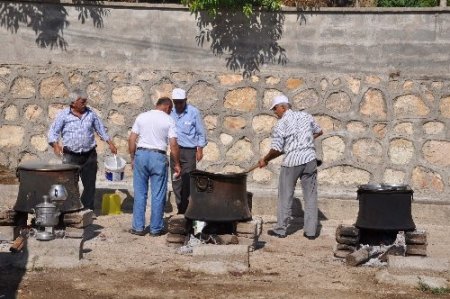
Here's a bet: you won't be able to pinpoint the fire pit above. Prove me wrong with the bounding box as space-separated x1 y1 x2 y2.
166 170 259 251
334 184 427 265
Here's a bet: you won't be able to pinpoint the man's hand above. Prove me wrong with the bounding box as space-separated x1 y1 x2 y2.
196 147 203 162
173 163 181 179
108 141 117 155
258 158 268 168
52 143 63 156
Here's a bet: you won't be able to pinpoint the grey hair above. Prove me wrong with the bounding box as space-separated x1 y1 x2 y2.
69 88 88 103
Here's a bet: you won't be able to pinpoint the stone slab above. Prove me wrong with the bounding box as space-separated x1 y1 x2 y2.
0 237 83 270
187 244 250 275
388 256 449 273
376 270 449 289
64 227 84 239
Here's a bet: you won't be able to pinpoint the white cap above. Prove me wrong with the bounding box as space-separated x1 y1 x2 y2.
270 94 289 110
172 88 187 100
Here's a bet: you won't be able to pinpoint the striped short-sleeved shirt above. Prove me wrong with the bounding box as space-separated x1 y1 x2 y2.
271 109 322 167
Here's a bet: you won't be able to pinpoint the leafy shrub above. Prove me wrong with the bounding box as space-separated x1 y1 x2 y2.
180 0 283 16
377 0 438 6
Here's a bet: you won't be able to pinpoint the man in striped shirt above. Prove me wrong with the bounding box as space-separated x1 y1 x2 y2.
48 89 117 211
258 94 323 239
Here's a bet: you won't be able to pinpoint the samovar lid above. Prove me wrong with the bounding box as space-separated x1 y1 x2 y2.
35 195 56 208
17 161 80 171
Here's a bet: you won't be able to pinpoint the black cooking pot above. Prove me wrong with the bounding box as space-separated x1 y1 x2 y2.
355 183 415 231
15 161 82 213
185 170 252 222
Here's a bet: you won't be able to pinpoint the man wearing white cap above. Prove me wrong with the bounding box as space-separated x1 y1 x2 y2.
258 94 323 239
170 88 207 214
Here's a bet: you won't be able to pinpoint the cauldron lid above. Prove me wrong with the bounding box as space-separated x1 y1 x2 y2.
190 169 247 179
17 161 80 171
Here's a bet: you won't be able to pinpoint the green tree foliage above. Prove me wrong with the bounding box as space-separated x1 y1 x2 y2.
180 0 283 17
377 0 438 6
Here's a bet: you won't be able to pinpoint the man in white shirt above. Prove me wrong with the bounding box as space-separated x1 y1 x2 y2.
128 97 181 237
258 95 323 240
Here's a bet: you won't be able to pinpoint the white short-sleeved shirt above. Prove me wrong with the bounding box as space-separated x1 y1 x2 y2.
131 110 177 151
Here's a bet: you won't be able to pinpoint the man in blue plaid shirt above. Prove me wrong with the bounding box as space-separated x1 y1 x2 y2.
48 89 117 211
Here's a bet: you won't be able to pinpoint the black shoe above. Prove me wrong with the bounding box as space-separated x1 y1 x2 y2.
149 231 165 237
267 229 286 238
303 233 317 240
129 229 146 236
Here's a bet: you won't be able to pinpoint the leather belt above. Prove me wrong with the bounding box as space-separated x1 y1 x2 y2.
63 147 95 156
179 146 196 150
137 147 166 155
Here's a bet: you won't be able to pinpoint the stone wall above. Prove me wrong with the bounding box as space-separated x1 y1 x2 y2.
0 2 449 202
1 65 449 201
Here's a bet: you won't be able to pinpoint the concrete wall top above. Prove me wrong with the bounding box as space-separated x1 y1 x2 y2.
1 1 450 77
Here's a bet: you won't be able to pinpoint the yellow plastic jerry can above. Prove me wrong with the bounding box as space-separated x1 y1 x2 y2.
101 193 122 215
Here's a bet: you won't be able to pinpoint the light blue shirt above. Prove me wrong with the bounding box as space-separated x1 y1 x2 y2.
48 107 111 153
170 104 207 148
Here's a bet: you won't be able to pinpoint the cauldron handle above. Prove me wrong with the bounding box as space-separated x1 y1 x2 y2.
195 176 213 193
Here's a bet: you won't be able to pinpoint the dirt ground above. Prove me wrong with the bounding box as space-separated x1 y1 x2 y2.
0 167 449 299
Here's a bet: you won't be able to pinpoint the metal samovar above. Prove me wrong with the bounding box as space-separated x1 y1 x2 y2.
32 185 68 241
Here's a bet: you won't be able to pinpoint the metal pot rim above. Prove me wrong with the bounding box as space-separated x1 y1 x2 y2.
190 169 247 179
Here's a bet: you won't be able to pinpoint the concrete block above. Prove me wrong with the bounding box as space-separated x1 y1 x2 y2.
188 244 249 275
336 234 359 245
64 227 84 239
0 237 83 270
388 256 449 273
335 224 360 237
376 270 449 289
405 229 427 245
0 226 16 241
166 233 186 244
215 234 238 245
236 221 257 235
64 209 94 228
406 244 427 256
334 249 351 258
0 208 16 225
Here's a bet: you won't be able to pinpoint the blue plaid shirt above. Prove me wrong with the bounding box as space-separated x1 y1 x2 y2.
48 107 111 153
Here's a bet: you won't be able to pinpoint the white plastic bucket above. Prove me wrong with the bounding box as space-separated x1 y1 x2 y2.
104 155 126 181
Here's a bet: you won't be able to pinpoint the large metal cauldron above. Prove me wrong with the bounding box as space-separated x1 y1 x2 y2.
355 184 415 231
15 161 83 213
185 170 252 222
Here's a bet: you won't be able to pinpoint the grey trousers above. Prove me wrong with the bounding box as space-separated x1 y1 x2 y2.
170 148 196 214
272 159 318 237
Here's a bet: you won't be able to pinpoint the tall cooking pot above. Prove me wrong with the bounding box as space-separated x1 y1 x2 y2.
15 161 82 213
355 184 415 231
185 170 252 222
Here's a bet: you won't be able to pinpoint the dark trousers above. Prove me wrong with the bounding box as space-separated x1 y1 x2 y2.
170 148 196 214
63 150 98 210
